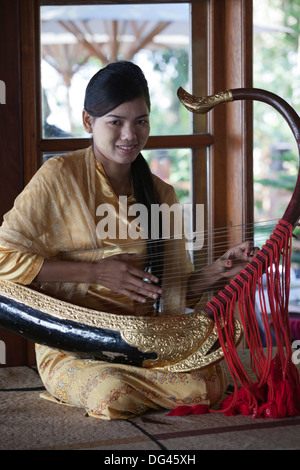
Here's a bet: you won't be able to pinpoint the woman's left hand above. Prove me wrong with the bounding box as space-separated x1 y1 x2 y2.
187 241 259 299
214 240 259 280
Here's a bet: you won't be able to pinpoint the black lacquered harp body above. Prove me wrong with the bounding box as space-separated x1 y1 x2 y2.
0 87 299 372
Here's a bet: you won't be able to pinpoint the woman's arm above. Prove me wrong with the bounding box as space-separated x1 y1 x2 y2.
35 254 162 304
0 248 44 285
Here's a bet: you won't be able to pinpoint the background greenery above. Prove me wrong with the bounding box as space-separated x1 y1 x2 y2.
253 0 300 264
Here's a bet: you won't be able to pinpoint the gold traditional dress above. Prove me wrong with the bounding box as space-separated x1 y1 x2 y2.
0 146 228 420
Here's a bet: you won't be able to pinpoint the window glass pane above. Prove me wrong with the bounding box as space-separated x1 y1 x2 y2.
143 148 192 238
143 148 191 204
40 3 191 138
42 151 69 162
253 0 300 315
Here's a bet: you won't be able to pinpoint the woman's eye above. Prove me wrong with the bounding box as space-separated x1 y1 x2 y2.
136 119 148 125
106 120 121 126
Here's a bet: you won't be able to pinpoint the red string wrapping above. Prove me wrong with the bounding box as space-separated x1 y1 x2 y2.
168 220 300 418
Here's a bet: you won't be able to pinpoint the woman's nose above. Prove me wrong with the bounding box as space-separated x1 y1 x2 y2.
121 123 136 140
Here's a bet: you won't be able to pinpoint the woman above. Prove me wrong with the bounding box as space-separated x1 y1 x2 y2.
0 61 254 419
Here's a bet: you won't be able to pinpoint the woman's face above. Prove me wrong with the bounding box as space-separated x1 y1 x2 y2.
83 97 150 169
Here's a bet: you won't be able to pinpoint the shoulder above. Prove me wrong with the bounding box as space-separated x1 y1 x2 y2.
16 147 93 203
152 173 178 204
27 147 94 190
41 147 90 175
5 148 94 219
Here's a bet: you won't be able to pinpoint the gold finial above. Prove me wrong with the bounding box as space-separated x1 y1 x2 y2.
177 87 233 114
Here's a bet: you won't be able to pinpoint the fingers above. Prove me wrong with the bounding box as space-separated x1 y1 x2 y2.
96 254 162 303
121 281 162 304
122 265 162 302
119 278 162 304
238 240 259 257
120 288 147 304
220 258 247 277
129 265 160 285
223 241 259 262
109 253 160 285
219 242 260 279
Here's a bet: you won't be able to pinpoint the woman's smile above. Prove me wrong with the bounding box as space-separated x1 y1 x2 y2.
116 144 138 152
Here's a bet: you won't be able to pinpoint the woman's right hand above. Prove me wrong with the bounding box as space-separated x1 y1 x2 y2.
35 253 162 303
91 253 162 303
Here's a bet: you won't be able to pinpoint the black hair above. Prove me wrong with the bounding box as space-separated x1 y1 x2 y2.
84 61 151 117
84 61 164 299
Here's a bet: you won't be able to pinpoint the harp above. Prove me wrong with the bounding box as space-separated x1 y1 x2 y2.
176 87 300 417
0 87 299 417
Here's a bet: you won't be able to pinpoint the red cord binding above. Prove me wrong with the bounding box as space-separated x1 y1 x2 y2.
169 220 300 418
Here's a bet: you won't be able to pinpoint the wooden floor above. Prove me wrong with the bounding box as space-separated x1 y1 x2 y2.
0 349 299 451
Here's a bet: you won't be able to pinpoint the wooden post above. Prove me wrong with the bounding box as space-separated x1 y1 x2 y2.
0 0 28 366
209 0 253 255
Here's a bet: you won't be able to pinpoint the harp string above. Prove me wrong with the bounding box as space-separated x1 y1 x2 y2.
53 218 292 315
60 218 279 258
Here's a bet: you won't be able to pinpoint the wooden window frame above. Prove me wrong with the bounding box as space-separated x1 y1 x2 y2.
22 1 212 177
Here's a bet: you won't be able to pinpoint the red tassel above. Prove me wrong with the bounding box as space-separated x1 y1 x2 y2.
209 220 300 419
166 221 300 420
167 404 210 416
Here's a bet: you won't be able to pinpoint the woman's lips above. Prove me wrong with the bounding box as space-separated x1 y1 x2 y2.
116 144 138 152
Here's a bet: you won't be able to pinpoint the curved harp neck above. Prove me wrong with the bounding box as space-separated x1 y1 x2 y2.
177 87 233 114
